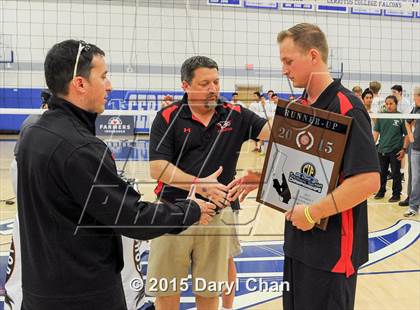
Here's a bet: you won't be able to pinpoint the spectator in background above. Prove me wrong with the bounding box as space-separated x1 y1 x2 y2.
267 89 274 101
249 91 261 108
391 84 413 114
362 89 374 113
230 92 244 106
362 89 376 131
249 92 273 153
352 85 363 100
160 94 173 109
370 80 385 113
373 95 409 202
403 86 420 216
391 85 412 181
267 93 279 111
249 92 276 114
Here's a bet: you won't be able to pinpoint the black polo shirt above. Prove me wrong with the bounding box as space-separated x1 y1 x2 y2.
149 94 267 209
284 79 380 276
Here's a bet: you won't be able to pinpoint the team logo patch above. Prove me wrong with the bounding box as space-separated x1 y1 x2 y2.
216 120 233 133
288 162 323 193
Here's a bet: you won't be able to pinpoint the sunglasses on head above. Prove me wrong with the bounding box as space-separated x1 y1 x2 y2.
73 40 91 79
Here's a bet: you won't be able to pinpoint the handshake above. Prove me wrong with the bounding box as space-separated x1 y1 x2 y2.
187 167 262 225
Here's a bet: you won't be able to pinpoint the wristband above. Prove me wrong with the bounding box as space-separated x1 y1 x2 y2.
304 206 316 224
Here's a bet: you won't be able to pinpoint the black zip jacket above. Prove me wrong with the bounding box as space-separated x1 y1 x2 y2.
16 96 201 310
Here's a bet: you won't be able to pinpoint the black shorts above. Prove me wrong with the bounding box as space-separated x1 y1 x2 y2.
283 256 357 310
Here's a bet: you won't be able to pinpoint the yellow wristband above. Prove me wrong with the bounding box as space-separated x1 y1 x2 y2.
304 206 316 224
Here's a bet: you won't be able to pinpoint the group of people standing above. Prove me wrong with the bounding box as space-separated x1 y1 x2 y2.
354 82 419 217
6 22 387 310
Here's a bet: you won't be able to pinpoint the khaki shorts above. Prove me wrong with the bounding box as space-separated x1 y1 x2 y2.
146 208 240 297
230 210 242 257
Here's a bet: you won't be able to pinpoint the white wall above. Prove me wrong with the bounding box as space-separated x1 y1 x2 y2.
0 0 419 98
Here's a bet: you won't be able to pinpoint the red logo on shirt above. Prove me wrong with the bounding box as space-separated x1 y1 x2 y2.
216 120 233 133
184 127 191 133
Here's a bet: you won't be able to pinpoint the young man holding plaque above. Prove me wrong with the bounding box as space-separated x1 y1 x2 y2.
228 23 380 310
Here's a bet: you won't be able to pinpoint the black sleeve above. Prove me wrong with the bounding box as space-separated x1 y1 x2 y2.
64 143 201 240
342 107 380 178
149 112 174 162
240 106 268 142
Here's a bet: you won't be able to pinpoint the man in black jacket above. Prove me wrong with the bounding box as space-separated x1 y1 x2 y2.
16 39 215 310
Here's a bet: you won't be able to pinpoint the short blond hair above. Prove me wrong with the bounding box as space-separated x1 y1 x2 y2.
352 86 362 93
369 81 381 94
413 86 420 96
277 23 329 63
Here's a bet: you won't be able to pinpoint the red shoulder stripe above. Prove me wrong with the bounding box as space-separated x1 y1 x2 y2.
162 105 179 124
337 92 353 115
223 103 241 113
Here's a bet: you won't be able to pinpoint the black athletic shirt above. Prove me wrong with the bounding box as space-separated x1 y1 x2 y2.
283 79 380 276
149 94 267 209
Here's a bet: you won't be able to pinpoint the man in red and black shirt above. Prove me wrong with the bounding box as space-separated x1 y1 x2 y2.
278 23 380 310
230 23 380 310
147 56 270 310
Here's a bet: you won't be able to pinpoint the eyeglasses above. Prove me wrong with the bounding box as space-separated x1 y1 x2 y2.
73 40 91 79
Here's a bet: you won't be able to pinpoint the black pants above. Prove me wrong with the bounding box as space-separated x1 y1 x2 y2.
378 150 402 197
283 257 357 310
22 284 127 310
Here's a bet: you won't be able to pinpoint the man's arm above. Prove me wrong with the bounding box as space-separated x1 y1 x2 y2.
286 172 380 231
373 130 379 143
257 121 272 141
406 121 415 143
396 135 410 160
65 145 215 240
150 160 229 208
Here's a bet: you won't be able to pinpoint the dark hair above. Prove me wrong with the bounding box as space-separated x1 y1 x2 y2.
267 90 274 94
180 56 218 84
361 89 373 100
253 91 261 97
385 95 398 105
232 92 238 96
391 85 403 93
40 89 52 104
44 40 105 96
271 93 278 97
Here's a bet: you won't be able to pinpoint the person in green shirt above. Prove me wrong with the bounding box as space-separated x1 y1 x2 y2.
373 95 409 202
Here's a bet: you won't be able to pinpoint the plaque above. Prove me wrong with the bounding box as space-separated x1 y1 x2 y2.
257 99 352 229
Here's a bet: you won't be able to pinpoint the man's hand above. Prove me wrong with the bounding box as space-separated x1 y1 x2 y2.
196 166 230 209
396 149 405 161
187 185 216 225
227 170 261 202
285 204 315 231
